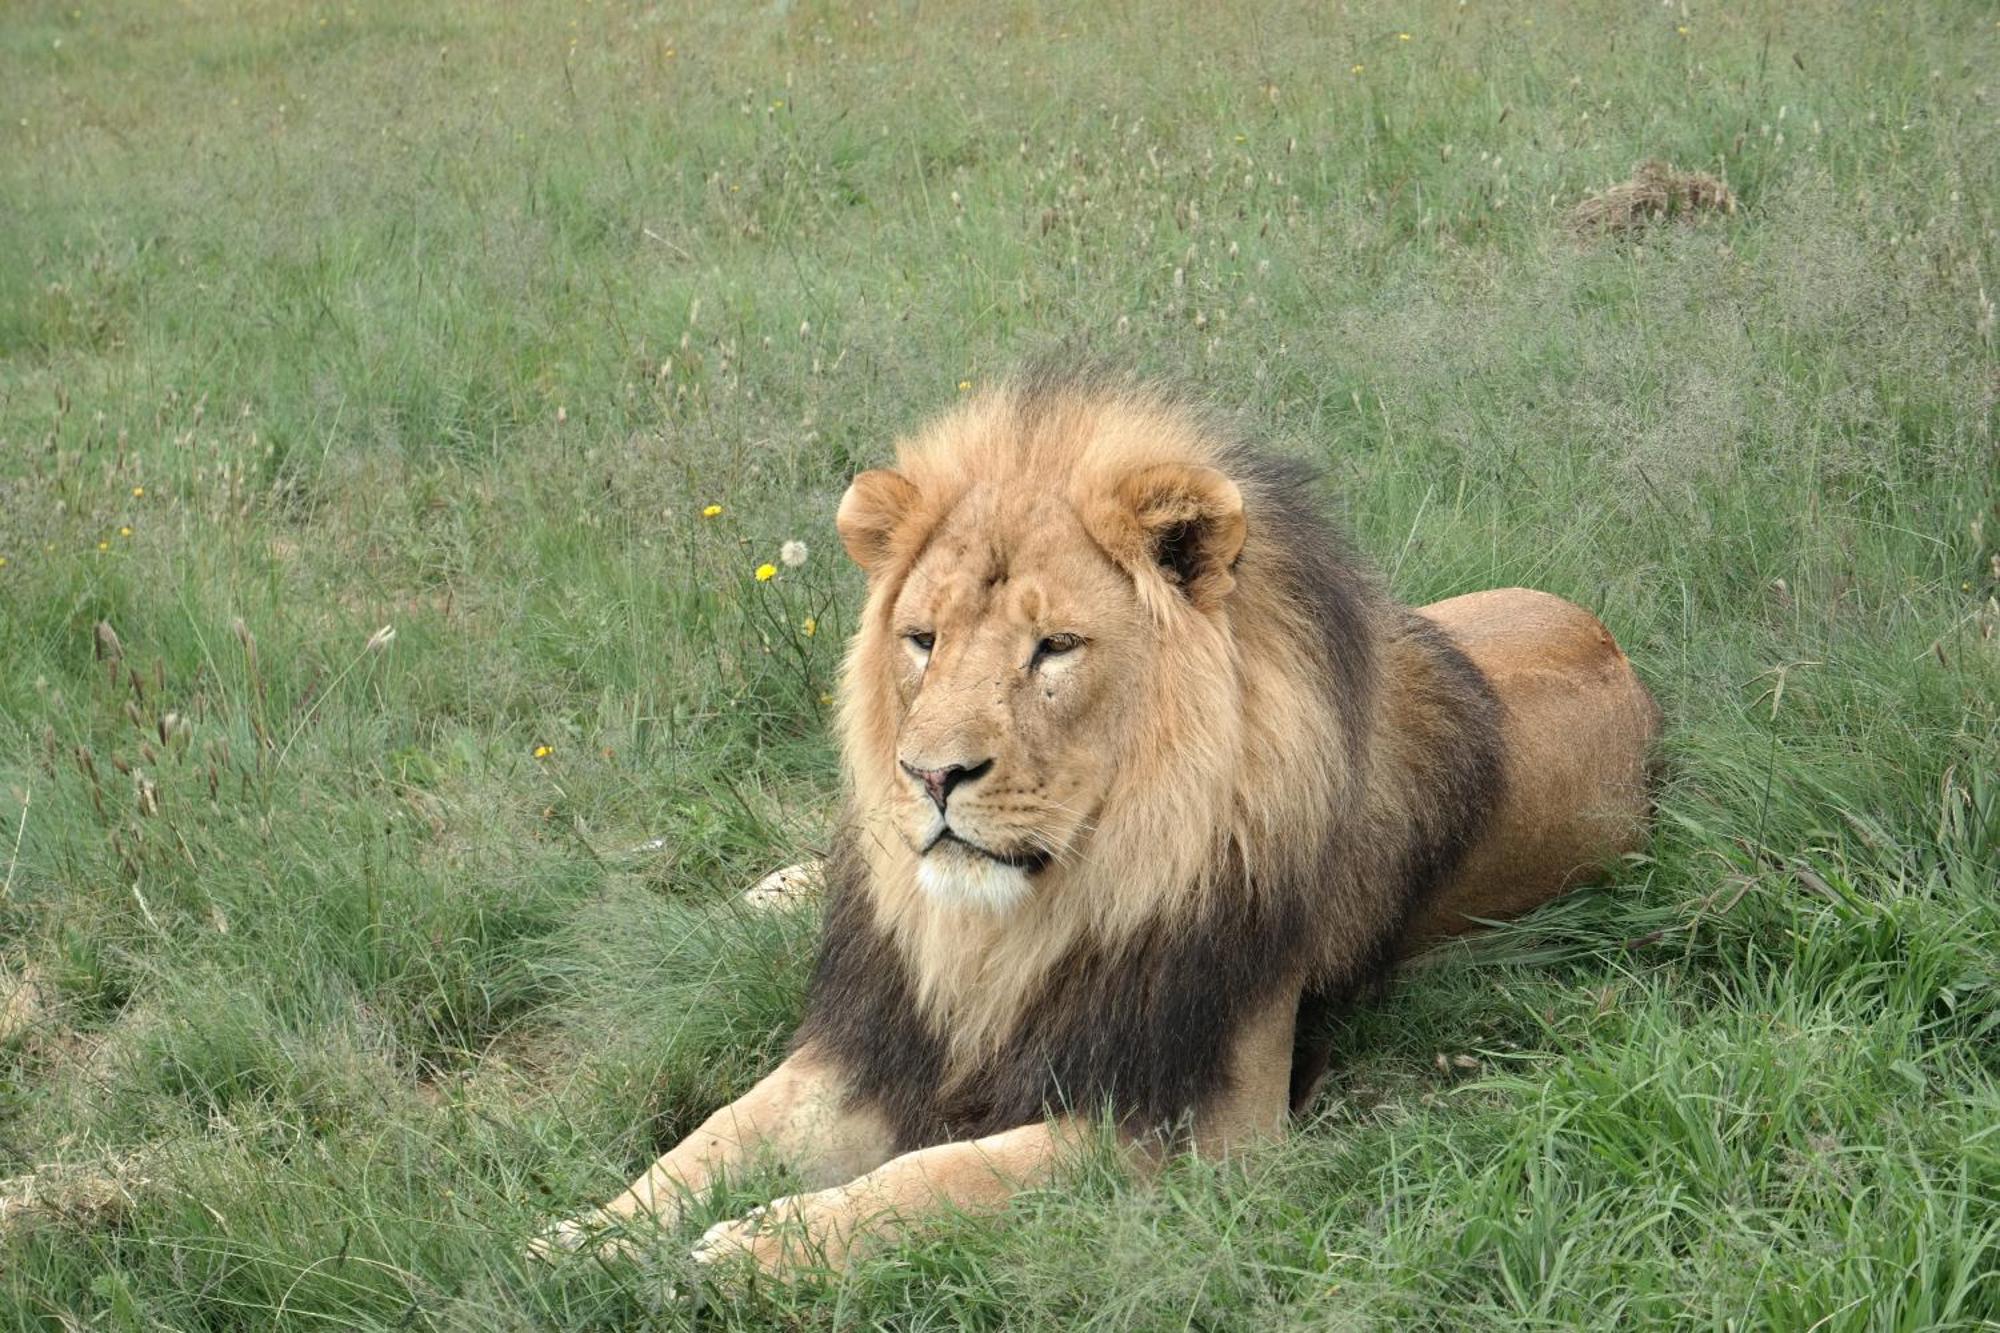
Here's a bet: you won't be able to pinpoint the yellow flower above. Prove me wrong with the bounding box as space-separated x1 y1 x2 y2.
1351 63 1365 73
1677 24 1689 34
119 525 133 537
131 486 145 498
1397 32 1411 41
957 379 972 392
701 503 723 518
0 556 8 568
97 540 109 551
801 616 817 637
533 744 553 759
755 563 778 582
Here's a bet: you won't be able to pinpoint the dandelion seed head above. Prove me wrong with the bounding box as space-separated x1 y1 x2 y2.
780 539 808 567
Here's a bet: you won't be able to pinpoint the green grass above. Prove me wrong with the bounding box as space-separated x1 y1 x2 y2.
1 0 1996 1327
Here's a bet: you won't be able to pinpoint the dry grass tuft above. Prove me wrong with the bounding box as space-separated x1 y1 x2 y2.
1568 160 1738 236
0 1156 153 1239
0 965 49 1046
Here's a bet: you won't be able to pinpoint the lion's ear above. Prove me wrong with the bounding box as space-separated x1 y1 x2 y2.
1095 463 1247 610
836 468 923 577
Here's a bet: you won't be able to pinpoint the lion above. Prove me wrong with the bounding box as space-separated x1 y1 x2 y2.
536 372 1660 1275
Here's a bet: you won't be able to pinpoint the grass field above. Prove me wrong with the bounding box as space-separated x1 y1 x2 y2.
2 0 1997 1327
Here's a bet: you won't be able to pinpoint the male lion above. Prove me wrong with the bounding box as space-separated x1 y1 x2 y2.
539 374 1659 1274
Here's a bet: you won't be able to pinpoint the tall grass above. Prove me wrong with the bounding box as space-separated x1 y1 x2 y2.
1 1 1995 1327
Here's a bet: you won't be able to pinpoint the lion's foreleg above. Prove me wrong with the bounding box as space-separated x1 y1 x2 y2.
533 1046 892 1257
690 1116 1101 1274
690 995 1303 1276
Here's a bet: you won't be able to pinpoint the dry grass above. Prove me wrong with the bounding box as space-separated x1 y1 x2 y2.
0 1155 152 1242
0 965 47 1047
1567 160 1739 237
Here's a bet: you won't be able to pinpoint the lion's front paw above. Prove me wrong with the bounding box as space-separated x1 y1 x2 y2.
690 1193 853 1276
689 1200 773 1268
527 1210 646 1265
525 1214 596 1263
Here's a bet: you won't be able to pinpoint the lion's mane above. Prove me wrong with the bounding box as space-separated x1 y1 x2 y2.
794 370 1505 1148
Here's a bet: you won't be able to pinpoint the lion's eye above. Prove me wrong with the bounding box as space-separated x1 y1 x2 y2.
906 631 935 654
1031 633 1084 668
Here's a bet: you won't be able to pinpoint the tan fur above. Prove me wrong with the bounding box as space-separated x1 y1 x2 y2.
526 1050 894 1261
1404 588 1660 944
691 1117 1094 1272
1193 996 1299 1154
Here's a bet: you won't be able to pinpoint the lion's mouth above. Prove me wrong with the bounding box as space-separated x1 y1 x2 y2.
926 828 1053 875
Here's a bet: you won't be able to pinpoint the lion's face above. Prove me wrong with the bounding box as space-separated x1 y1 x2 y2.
875 485 1148 910
835 397 1249 914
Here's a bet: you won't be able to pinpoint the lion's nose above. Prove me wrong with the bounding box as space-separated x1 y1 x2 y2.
900 758 994 812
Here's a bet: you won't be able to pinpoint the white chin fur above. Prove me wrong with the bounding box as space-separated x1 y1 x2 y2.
916 853 1031 912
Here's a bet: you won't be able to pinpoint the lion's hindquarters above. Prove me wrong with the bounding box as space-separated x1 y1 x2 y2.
1403 589 1660 945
